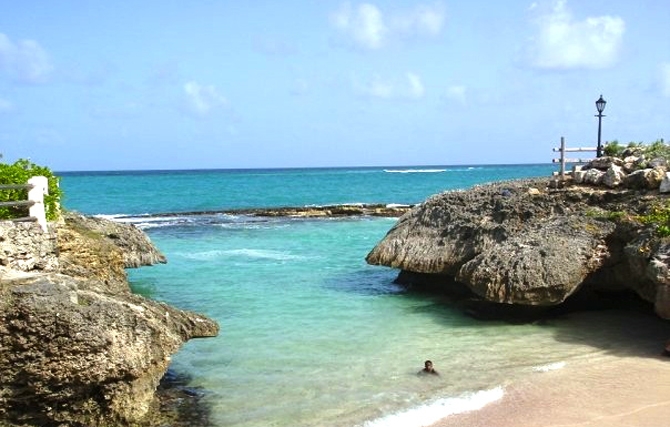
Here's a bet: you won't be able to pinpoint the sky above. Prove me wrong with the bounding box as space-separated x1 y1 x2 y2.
1 0 669 171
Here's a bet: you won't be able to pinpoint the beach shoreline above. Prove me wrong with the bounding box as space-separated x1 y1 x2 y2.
429 351 670 427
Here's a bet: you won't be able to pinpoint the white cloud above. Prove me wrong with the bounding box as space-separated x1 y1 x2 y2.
406 72 425 99
331 2 445 50
660 63 670 98
0 33 53 83
392 3 445 37
527 0 625 69
183 81 228 116
355 72 425 100
331 3 387 49
445 85 466 104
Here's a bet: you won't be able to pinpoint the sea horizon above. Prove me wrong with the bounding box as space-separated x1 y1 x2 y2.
55 162 554 176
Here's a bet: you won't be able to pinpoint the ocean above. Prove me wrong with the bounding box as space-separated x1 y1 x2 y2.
58 164 669 427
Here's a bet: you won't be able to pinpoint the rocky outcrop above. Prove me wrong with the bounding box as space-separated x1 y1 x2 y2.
366 178 670 319
0 214 219 426
62 212 167 268
129 203 413 221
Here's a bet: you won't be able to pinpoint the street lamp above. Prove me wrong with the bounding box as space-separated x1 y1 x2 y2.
595 95 606 157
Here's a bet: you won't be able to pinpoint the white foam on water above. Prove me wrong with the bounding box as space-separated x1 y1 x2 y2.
532 361 566 372
359 387 504 427
94 213 129 221
181 248 303 261
383 169 446 173
96 213 191 226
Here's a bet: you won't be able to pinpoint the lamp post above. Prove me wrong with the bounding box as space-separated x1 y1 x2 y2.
595 95 606 157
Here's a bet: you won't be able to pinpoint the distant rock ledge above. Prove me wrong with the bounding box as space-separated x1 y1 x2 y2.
0 212 219 427
137 203 413 219
366 177 670 320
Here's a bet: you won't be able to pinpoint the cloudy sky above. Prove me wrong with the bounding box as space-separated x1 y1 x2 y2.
1 0 669 171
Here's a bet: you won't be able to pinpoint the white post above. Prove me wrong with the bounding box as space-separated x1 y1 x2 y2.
560 136 566 180
27 176 48 232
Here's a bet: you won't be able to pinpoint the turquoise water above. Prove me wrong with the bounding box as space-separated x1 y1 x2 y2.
59 164 554 215
58 165 668 427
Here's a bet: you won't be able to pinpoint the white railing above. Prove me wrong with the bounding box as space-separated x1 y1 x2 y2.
0 176 49 231
552 137 597 179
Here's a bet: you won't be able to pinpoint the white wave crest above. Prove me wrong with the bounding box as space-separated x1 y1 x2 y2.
384 169 446 173
359 387 504 427
182 248 302 261
532 361 566 372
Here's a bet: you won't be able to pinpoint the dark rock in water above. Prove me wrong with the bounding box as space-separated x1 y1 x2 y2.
366 178 670 319
142 203 413 219
154 369 213 427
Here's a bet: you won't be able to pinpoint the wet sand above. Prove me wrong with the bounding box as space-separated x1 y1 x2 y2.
430 353 670 427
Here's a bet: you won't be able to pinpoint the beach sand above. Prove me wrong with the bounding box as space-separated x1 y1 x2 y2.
430 352 670 427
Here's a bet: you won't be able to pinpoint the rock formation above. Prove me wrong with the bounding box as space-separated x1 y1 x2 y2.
0 212 219 426
366 175 670 319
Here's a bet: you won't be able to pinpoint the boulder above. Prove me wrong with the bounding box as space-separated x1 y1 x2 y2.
62 212 167 269
603 164 626 188
366 178 670 314
0 214 218 426
0 272 218 426
624 168 664 190
660 172 670 194
583 168 604 186
586 156 623 170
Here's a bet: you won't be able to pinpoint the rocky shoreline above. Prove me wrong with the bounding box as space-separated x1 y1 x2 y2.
3 154 670 425
0 212 219 427
366 175 670 322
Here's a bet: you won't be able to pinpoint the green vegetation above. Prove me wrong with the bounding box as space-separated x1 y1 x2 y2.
604 138 668 160
0 158 62 221
639 202 670 237
585 208 628 222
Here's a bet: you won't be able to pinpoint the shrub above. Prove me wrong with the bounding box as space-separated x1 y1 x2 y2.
0 158 62 221
606 139 669 161
642 139 670 161
603 140 624 157
638 202 670 237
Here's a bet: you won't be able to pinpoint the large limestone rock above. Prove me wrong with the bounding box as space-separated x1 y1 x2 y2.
62 212 167 269
366 178 670 316
0 214 218 426
0 272 217 426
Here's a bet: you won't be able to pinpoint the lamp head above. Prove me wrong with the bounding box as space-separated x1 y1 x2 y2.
595 95 606 113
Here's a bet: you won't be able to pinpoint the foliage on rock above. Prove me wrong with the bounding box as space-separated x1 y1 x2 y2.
604 139 669 162
639 202 670 237
0 158 62 221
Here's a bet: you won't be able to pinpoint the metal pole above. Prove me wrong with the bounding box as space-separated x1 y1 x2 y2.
596 112 603 157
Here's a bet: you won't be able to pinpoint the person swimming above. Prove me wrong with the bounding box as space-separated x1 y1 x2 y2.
418 360 439 376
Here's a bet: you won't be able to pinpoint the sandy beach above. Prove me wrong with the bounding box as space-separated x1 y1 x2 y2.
430 347 670 427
